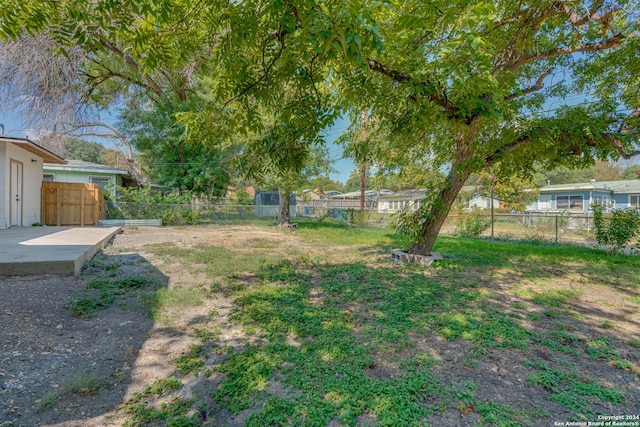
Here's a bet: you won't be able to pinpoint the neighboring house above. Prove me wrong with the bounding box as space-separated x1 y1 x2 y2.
457 185 502 210
327 189 393 210
378 190 426 213
299 189 326 202
526 179 640 213
0 135 65 228
330 189 394 200
43 160 131 197
377 187 500 213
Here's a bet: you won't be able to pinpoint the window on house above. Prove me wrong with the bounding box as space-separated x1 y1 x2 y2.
592 195 612 209
90 177 111 191
556 195 583 211
630 195 640 209
43 174 54 182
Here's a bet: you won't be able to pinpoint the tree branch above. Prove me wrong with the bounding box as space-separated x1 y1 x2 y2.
553 0 605 26
221 28 286 109
483 134 533 164
367 58 460 118
505 33 624 71
505 68 554 101
98 39 164 98
602 134 640 160
56 121 134 159
367 58 412 83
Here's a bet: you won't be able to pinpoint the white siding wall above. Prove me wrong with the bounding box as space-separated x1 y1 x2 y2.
0 142 7 228
4 143 44 227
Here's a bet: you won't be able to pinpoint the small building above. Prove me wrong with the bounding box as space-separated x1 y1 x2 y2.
0 135 65 228
43 160 132 198
254 191 297 217
526 179 640 213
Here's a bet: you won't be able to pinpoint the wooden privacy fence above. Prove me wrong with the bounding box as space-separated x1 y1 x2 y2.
41 182 104 226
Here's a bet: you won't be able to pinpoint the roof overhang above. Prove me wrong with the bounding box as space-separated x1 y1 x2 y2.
539 186 610 193
1 136 66 164
43 164 129 175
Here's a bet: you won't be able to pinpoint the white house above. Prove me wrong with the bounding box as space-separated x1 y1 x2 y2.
43 160 131 197
378 190 426 213
457 186 501 210
376 187 500 214
0 135 65 228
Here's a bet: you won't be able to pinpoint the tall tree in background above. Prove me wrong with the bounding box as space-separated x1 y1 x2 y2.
118 99 231 197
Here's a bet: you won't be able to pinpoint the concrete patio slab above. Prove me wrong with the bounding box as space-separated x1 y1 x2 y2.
0 226 122 276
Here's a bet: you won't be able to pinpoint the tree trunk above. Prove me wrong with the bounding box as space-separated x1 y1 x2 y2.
360 161 366 211
410 166 471 256
277 188 291 226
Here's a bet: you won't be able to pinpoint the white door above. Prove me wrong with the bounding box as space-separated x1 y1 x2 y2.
10 160 23 227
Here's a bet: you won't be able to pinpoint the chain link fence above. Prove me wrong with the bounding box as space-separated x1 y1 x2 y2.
296 206 602 245
108 202 268 225
443 213 598 245
108 201 624 247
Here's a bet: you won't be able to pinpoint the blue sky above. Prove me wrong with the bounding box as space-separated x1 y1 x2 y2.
323 116 354 183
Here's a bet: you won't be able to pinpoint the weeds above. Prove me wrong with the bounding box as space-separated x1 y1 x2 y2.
526 360 624 419
34 392 59 412
67 275 160 317
585 337 631 369
174 344 206 375
119 377 196 427
63 372 103 395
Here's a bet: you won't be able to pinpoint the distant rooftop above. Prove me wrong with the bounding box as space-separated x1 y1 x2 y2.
539 179 640 193
44 159 129 175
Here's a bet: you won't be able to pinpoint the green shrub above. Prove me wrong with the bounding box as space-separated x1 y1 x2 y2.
455 211 490 238
160 208 201 226
593 205 640 251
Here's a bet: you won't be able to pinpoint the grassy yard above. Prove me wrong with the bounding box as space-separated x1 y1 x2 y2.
107 220 639 426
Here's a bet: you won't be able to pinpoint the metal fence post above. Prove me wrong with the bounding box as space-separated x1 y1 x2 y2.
555 215 559 244
490 197 494 241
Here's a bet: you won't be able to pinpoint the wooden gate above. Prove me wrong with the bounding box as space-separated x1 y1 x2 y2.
41 182 104 226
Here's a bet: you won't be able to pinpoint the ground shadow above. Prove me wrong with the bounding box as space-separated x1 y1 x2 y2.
0 251 168 426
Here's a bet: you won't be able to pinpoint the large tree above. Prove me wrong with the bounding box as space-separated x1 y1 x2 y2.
331 0 640 254
118 98 232 197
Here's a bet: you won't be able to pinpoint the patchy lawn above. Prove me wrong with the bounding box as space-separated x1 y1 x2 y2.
2 221 638 426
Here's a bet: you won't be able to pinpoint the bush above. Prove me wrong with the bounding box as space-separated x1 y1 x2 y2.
230 189 253 206
455 211 490 238
348 209 367 226
160 208 201 226
107 186 205 225
593 205 640 251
